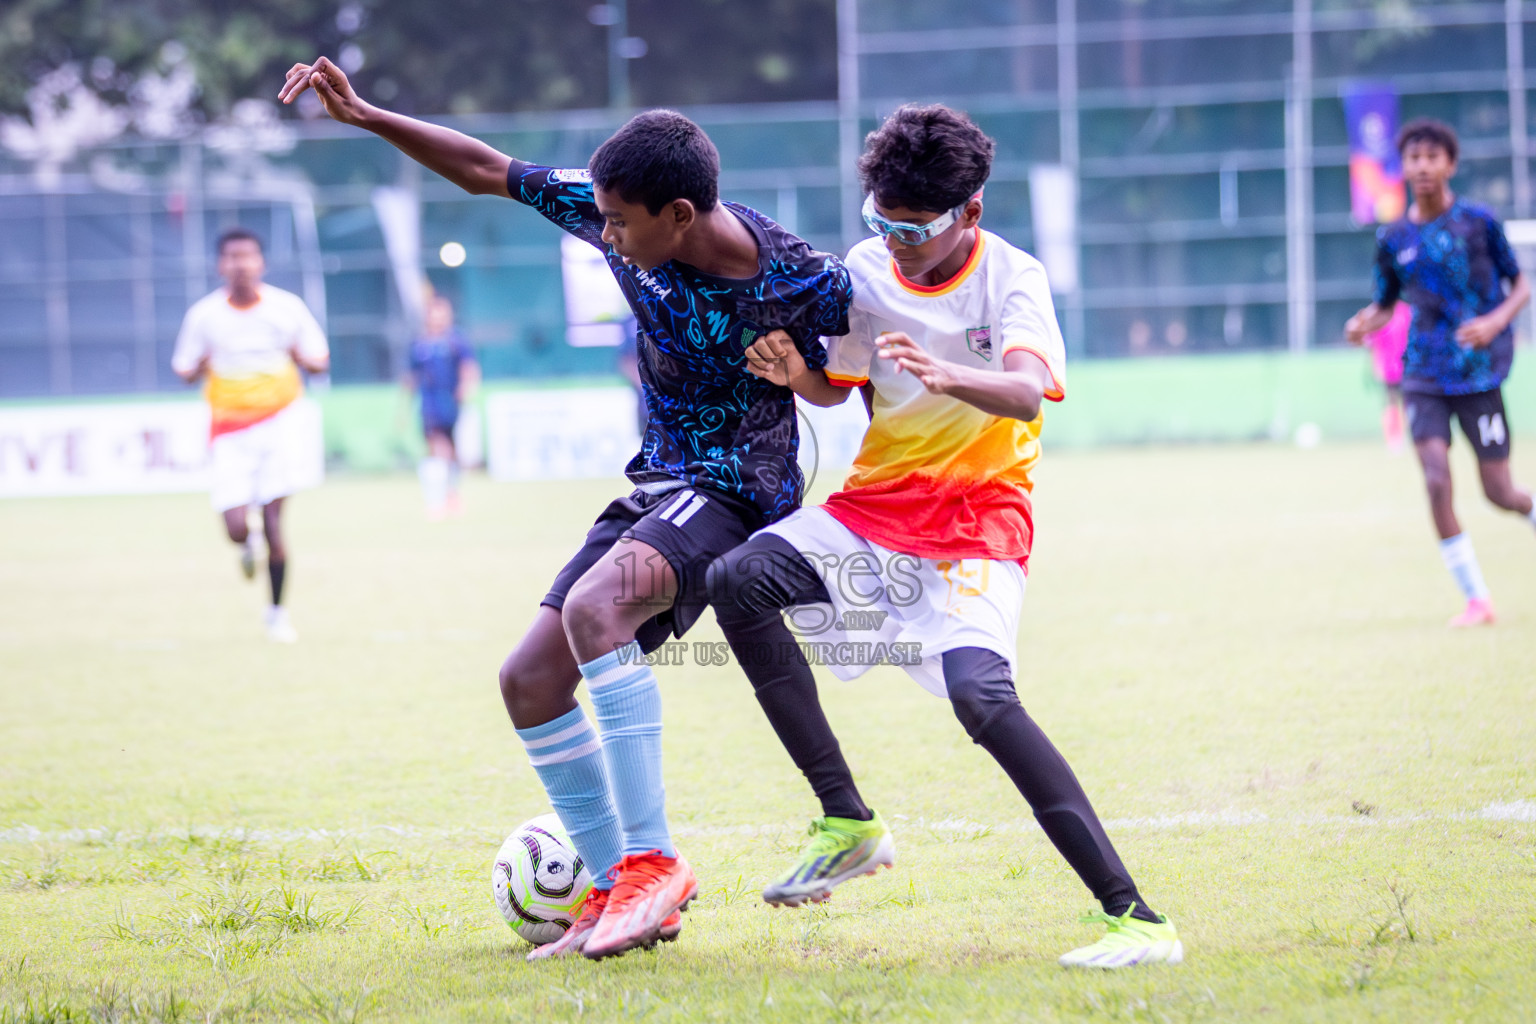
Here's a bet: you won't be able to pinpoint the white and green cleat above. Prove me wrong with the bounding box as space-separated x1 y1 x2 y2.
762 810 895 907
1059 905 1183 969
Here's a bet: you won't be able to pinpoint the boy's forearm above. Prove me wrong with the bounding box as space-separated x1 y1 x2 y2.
787 365 852 407
355 105 512 197
944 364 1043 421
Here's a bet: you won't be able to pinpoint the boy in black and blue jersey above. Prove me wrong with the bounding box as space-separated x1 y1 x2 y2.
1347 118 1536 626
281 57 851 960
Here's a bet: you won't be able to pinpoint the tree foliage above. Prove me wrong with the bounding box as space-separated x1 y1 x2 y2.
0 0 838 123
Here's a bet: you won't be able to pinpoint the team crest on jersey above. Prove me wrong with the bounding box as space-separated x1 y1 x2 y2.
966 326 993 361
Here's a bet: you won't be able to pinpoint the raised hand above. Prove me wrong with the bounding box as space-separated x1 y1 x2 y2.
278 57 368 125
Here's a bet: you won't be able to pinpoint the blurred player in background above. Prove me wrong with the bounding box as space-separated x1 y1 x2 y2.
1365 301 1409 451
171 228 330 643
708 105 1181 969
280 57 851 959
1346 118 1536 626
405 293 478 519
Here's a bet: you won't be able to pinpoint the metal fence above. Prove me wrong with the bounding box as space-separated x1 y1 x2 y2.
3 0 1535 397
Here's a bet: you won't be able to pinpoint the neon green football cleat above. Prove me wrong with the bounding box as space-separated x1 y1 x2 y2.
762 810 895 907
1058 905 1184 968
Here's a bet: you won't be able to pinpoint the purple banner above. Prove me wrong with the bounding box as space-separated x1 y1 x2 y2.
1343 83 1405 224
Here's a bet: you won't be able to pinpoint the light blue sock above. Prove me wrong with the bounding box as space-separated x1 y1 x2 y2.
515 706 623 889
1439 533 1490 601
581 643 675 858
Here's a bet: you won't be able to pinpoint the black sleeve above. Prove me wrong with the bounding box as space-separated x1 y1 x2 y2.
1372 229 1401 307
1486 212 1522 283
505 161 605 248
787 258 853 372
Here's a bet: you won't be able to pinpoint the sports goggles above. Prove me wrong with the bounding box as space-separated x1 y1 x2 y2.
861 193 970 246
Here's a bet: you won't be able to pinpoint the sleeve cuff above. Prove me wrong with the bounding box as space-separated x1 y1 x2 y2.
825 371 869 387
1002 344 1065 401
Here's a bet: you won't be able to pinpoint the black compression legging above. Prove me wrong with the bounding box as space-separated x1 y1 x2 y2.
706 532 1157 921
942 647 1154 921
705 534 871 822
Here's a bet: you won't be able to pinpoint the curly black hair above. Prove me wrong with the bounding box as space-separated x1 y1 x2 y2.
589 109 720 215
858 104 995 213
1396 117 1459 163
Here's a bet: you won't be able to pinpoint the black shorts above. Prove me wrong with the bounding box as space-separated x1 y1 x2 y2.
420 394 459 438
1404 388 1512 461
542 486 763 653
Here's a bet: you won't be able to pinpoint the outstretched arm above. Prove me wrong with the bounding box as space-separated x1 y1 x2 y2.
279 57 512 197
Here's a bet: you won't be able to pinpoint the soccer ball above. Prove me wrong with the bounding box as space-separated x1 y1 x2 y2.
491 813 594 945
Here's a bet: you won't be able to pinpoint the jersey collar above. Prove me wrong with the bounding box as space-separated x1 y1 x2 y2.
891 232 986 297
224 283 264 310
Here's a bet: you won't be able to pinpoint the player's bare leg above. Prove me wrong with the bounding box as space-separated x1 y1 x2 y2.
1416 438 1495 624
222 504 257 581
1415 438 1460 540
561 540 698 959
499 605 583 729
506 596 683 962
500 606 663 961
561 537 677 663
1475 458 1535 517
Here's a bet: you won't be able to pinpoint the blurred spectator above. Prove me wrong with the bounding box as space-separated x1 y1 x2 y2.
405 294 478 518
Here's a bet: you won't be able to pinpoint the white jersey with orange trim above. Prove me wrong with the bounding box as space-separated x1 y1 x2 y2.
172 284 328 440
818 229 1067 567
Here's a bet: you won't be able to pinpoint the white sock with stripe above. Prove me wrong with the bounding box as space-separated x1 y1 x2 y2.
514 706 623 889
1439 533 1490 602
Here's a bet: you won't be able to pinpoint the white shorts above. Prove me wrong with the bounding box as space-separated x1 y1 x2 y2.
760 506 1026 698
208 400 323 512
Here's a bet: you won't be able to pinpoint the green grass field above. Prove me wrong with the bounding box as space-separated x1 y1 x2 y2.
3 440 1534 1023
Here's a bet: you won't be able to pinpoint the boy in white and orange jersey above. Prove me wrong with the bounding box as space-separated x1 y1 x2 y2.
172 228 330 643
706 105 1181 969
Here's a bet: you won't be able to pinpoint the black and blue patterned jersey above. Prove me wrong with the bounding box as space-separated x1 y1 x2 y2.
1373 199 1522 396
507 161 852 523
